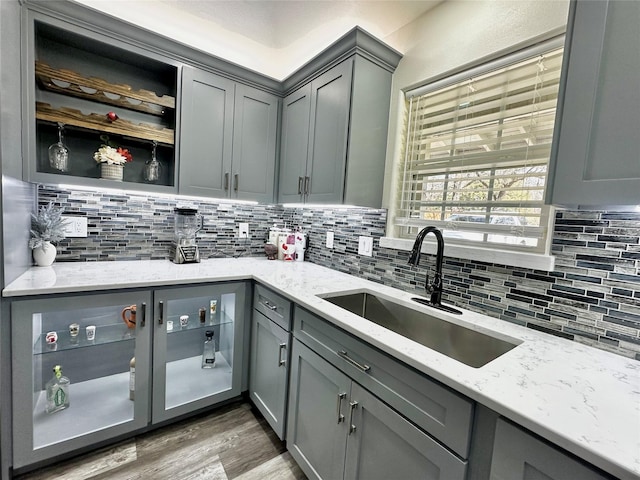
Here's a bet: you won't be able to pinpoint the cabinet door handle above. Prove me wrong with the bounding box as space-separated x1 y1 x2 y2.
278 343 287 366
224 173 230 191
297 176 303 195
336 392 346 424
158 301 164 325
303 176 310 195
338 350 371 372
263 300 278 311
234 173 239 192
348 400 358 434
140 302 146 327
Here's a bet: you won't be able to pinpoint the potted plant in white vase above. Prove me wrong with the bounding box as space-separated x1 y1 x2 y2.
29 202 66 266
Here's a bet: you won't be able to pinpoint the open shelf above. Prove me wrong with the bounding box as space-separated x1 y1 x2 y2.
36 61 175 116
36 102 175 145
32 371 134 450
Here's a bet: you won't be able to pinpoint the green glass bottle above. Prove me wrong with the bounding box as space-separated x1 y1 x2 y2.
45 365 70 414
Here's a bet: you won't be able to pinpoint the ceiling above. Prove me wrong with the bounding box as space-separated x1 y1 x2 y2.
72 0 441 79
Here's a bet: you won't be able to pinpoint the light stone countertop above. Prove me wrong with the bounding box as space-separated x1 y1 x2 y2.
4 258 640 479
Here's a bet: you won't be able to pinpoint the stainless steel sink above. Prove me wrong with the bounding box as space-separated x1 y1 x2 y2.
321 291 519 368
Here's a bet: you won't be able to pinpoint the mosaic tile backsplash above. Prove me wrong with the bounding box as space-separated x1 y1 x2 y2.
39 185 640 360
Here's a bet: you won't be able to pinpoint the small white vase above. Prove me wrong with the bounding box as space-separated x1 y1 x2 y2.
33 242 57 267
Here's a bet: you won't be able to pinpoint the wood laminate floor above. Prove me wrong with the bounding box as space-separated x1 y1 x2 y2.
16 401 307 480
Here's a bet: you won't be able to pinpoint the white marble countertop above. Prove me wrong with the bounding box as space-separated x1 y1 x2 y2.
4 258 640 479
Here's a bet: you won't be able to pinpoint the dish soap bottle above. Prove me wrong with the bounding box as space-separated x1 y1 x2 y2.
45 365 70 414
202 330 215 368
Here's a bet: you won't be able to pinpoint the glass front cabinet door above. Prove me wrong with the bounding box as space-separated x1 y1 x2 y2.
152 282 247 423
11 291 152 469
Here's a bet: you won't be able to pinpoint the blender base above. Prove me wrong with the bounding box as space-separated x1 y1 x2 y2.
170 243 200 264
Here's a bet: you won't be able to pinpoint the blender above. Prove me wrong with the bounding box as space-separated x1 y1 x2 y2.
170 207 203 263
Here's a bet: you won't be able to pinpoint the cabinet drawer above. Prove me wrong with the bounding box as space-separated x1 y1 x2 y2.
491 419 611 480
294 306 474 459
254 284 291 331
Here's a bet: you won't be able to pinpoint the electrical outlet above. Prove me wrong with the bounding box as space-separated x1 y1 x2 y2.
326 231 334 249
358 236 373 256
61 216 88 238
238 222 249 238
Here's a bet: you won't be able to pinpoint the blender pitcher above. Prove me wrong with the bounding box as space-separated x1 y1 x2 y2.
172 207 203 263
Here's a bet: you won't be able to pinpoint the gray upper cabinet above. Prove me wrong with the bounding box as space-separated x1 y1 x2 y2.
305 59 353 204
547 0 640 207
179 67 235 198
279 85 312 204
279 60 352 205
179 67 278 202
278 28 401 207
490 419 610 480
231 84 279 203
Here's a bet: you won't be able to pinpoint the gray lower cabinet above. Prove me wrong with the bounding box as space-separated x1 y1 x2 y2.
152 283 247 424
547 0 640 206
278 53 394 207
11 291 152 469
490 419 611 480
179 66 278 202
249 285 292 440
287 339 467 480
10 281 247 471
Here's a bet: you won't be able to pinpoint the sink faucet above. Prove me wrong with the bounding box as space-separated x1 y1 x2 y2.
408 226 444 306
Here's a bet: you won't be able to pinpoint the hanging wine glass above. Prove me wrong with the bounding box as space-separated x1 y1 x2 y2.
144 141 161 183
48 122 69 172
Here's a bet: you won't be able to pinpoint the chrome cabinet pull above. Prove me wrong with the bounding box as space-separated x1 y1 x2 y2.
140 302 146 327
158 301 164 325
297 176 303 195
303 176 310 195
224 173 230 191
336 392 346 424
349 401 358 434
338 350 371 372
234 173 239 192
263 300 278 311
278 343 287 366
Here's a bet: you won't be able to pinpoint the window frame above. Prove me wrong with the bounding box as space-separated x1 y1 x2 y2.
383 36 564 271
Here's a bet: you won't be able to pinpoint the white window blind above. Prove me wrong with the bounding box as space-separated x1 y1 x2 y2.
396 42 564 252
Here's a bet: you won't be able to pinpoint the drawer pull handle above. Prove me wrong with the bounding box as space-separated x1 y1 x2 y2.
336 392 346 424
224 173 230 191
263 300 278 311
297 176 303 195
303 176 310 196
234 173 239 192
158 301 164 325
349 401 358 434
338 350 371 372
278 343 287 366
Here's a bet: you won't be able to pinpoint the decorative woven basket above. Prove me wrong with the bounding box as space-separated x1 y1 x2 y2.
100 163 123 181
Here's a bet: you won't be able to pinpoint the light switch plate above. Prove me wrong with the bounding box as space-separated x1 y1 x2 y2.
61 216 88 238
238 223 249 238
326 231 334 249
358 236 373 256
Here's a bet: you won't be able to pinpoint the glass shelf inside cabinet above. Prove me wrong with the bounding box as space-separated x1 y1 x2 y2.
163 293 235 410
34 323 135 354
165 309 233 334
30 305 138 449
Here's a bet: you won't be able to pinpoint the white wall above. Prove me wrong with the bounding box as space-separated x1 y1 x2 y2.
381 0 570 214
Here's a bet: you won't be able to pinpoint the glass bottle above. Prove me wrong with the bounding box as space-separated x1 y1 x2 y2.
48 122 69 172
129 356 135 401
144 141 161 183
45 365 70 414
202 330 215 368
